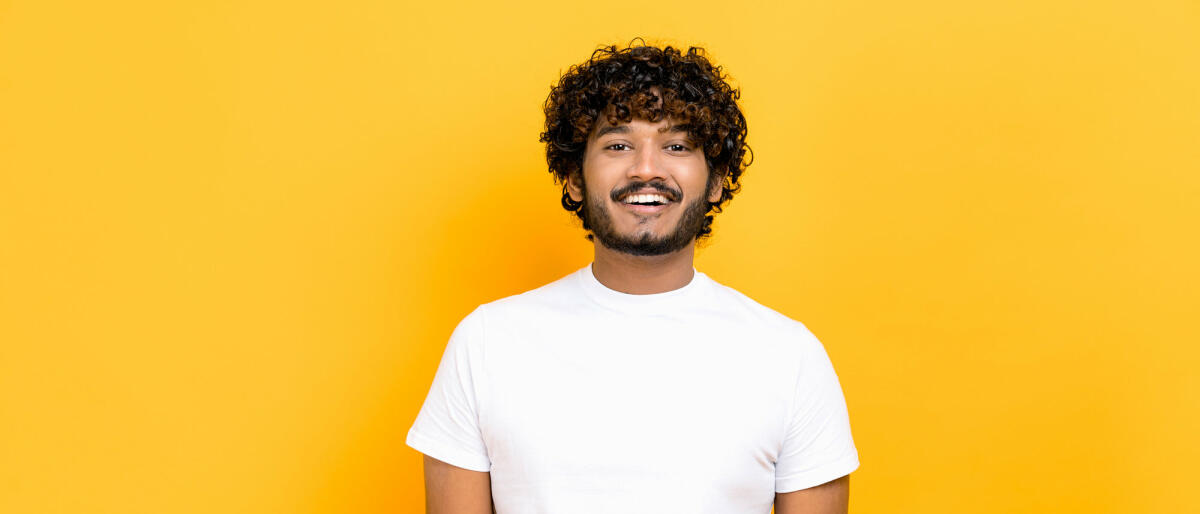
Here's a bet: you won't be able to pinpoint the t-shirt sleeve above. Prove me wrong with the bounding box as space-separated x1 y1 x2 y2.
775 325 860 493
405 306 492 472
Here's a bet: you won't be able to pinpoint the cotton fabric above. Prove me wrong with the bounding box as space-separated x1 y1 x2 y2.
407 263 859 513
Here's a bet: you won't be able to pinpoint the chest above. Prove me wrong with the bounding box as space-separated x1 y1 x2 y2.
477 324 792 512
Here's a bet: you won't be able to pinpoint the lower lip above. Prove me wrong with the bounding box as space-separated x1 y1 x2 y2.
620 201 673 215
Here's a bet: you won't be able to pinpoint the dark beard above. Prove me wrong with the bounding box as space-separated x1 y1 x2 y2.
581 189 710 256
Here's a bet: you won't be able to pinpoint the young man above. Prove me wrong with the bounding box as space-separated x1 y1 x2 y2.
407 43 859 514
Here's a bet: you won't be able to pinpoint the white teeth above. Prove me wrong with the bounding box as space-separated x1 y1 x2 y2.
623 193 669 204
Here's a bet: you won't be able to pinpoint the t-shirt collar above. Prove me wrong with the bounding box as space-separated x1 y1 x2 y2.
575 261 710 314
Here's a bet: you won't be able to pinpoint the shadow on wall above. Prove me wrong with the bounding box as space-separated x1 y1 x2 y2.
306 154 589 512
426 161 588 313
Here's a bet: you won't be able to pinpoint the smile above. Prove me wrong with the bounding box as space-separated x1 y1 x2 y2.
619 193 674 215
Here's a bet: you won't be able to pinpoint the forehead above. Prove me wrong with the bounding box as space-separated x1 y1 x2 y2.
588 116 690 139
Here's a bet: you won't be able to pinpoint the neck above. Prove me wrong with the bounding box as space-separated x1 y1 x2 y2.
590 239 697 295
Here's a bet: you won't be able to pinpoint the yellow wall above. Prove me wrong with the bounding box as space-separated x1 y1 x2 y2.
2 1 1198 512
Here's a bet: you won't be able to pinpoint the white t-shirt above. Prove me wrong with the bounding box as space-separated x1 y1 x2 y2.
407 263 859 513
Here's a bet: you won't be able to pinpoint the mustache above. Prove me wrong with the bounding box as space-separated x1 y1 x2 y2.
609 181 681 202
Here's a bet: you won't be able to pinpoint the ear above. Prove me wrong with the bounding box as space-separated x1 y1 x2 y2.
706 170 726 203
566 170 584 203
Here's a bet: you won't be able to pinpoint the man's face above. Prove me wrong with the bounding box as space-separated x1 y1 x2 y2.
567 116 723 256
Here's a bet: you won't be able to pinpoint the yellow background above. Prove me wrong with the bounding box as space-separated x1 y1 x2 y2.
2 0 1198 512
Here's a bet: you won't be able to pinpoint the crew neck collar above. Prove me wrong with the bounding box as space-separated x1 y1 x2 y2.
575 262 711 314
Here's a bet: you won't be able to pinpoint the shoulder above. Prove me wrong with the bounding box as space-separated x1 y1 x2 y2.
701 274 826 357
465 266 591 323
705 276 817 334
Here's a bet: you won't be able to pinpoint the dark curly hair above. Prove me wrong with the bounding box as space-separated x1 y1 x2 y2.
539 40 752 242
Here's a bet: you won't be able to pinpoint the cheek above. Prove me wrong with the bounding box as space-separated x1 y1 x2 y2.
583 165 620 197
684 162 713 199
705 177 722 202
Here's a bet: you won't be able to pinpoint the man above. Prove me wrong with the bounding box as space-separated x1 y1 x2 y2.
407 42 859 514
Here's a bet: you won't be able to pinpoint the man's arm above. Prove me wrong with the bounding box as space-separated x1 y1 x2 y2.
422 455 495 514
774 474 849 514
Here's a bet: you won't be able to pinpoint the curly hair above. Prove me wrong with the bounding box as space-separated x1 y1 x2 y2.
539 40 752 242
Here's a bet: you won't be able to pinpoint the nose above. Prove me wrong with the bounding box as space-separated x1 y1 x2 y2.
628 144 668 182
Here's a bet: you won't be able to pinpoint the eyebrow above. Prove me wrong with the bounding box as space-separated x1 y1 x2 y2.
594 125 629 138
593 123 693 139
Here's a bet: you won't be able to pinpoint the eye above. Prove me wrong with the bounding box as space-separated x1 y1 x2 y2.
605 143 630 151
666 143 691 152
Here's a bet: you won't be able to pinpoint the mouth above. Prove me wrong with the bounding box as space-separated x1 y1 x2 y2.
617 191 675 215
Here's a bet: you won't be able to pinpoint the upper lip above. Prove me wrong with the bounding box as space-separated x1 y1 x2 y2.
618 188 677 202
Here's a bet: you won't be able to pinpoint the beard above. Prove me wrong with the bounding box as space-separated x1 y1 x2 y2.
581 183 710 256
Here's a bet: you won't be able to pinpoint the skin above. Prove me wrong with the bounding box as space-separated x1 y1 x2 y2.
775 475 850 514
422 455 493 514
423 110 851 514
566 115 722 295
